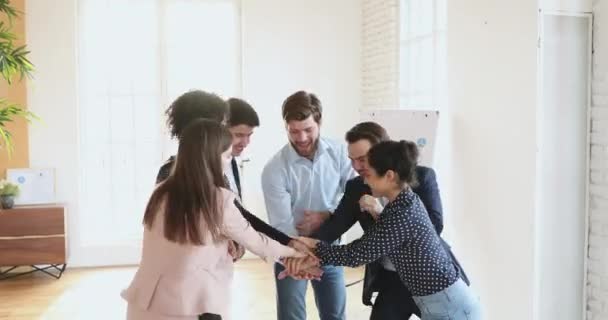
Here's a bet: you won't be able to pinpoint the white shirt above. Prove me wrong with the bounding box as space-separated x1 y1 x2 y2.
261 138 356 237
225 156 242 202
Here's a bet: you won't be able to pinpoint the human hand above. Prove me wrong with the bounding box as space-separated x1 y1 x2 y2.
281 256 320 277
279 238 323 280
277 266 324 281
359 195 383 221
296 236 320 249
288 239 317 258
296 210 330 236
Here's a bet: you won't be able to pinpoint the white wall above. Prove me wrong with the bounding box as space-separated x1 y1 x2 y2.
537 13 590 320
446 1 538 319
26 0 362 265
239 0 362 227
587 1 608 319
27 0 146 267
540 0 592 12
26 0 82 263
360 0 399 110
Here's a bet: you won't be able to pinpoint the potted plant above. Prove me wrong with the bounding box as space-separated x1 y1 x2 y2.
0 1 36 156
0 179 18 209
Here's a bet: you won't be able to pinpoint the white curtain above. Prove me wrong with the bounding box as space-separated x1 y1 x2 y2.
77 0 240 257
399 0 446 109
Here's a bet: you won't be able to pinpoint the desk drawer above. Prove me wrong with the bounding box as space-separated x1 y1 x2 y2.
0 207 64 237
0 237 66 266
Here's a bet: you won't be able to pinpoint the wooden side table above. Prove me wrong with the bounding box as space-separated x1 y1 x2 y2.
0 204 67 280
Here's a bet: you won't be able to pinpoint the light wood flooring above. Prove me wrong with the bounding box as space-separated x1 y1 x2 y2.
0 260 372 320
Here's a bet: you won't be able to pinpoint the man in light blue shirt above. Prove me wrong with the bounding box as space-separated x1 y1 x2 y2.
262 91 355 320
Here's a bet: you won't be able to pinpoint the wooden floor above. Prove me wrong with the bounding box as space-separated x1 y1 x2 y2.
0 260 371 320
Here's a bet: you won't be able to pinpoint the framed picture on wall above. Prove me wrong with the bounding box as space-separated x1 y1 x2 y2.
6 168 56 205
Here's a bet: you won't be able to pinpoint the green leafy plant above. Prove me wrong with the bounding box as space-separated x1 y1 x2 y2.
0 0 36 156
0 179 19 196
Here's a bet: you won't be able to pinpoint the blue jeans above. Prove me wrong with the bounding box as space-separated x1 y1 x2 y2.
273 263 346 320
412 279 482 320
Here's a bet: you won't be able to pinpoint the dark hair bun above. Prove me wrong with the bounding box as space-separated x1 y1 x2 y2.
399 140 419 166
367 140 419 186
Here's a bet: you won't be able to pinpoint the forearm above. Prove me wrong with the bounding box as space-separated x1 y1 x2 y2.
233 228 294 263
224 197 296 262
315 241 371 268
312 184 359 242
261 168 297 237
312 214 354 243
235 200 292 245
315 214 409 268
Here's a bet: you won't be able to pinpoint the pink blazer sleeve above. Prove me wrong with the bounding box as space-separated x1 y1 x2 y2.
221 189 296 262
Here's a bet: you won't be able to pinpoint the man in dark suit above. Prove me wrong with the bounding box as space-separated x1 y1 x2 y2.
306 121 469 319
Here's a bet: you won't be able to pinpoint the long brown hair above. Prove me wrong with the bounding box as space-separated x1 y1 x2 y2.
143 119 233 245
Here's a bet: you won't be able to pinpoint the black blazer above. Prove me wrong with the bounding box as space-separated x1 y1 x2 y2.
156 157 292 246
313 166 468 308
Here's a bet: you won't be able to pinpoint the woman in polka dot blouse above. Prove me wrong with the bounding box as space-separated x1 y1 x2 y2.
283 140 482 319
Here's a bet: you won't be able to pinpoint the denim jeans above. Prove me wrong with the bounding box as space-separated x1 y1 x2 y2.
273 263 346 320
412 279 481 320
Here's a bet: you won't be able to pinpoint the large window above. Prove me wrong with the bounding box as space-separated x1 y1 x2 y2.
399 0 446 108
78 0 240 249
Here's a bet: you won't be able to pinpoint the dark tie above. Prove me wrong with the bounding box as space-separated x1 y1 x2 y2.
231 157 242 199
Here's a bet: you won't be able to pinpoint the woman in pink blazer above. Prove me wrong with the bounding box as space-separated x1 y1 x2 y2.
122 119 305 320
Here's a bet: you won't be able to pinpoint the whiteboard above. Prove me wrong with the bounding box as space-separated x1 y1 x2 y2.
360 110 439 167
6 168 56 205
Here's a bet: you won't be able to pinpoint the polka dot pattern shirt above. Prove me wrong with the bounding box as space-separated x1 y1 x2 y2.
315 188 459 297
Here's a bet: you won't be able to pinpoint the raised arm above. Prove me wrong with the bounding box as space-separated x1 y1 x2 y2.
233 200 292 245
315 204 411 268
221 190 299 262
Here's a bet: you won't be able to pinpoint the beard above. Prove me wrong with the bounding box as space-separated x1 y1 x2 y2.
291 139 318 158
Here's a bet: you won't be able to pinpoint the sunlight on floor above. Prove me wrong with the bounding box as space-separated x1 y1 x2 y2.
1 261 371 320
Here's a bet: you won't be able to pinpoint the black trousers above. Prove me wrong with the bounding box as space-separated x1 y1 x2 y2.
369 268 420 320
199 314 221 320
